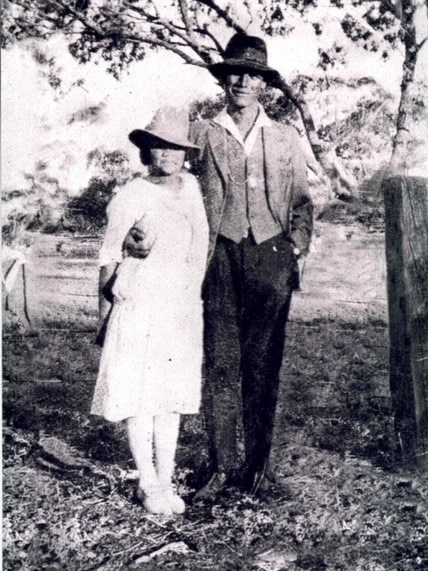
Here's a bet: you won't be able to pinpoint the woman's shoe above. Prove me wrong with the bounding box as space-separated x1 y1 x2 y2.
137 486 173 516
164 488 186 514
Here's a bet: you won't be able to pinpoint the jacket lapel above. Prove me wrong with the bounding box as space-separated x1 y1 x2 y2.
206 127 229 189
263 126 287 191
263 126 292 214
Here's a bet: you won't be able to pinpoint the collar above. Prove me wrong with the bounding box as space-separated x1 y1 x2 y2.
212 105 272 155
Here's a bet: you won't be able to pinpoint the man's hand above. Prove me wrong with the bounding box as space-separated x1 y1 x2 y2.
297 256 306 283
123 225 156 259
97 263 117 346
292 247 306 291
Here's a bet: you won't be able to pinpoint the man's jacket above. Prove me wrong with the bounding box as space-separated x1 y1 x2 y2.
190 116 313 263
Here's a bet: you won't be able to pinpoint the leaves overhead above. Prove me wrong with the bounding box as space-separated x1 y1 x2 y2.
2 1 423 193
2 0 229 77
3 0 403 77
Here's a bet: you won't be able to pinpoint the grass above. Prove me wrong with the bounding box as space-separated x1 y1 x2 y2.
3 319 428 570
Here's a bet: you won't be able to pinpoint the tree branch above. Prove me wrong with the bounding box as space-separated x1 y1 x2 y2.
383 0 403 21
178 0 192 32
123 0 212 63
197 24 225 56
417 35 428 49
274 74 353 199
121 33 208 67
46 0 108 37
340 9 404 57
196 0 247 34
6 0 359 198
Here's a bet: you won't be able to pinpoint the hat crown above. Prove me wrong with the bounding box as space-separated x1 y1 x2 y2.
129 106 198 150
223 34 268 66
207 33 279 84
145 106 190 144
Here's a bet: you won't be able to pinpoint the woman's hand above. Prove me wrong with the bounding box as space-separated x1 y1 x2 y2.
98 263 117 323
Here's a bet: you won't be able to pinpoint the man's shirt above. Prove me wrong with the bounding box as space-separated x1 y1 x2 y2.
212 106 282 244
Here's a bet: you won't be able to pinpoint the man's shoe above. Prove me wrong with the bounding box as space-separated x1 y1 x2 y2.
243 462 277 496
193 472 228 502
251 472 274 496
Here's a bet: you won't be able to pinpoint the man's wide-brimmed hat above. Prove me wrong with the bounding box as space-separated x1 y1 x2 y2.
129 107 199 150
208 33 280 85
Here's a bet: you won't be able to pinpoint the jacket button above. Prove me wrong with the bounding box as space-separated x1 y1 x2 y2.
247 176 257 189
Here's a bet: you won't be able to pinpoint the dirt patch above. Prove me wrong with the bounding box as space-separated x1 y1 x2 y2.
292 222 386 322
3 319 428 570
3 221 386 329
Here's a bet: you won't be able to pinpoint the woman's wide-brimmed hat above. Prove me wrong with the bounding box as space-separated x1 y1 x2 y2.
129 107 199 150
208 33 280 85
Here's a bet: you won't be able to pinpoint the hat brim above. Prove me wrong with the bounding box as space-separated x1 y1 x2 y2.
129 129 199 151
208 59 280 84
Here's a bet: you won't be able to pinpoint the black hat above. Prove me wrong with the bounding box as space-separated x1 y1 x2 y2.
208 33 280 85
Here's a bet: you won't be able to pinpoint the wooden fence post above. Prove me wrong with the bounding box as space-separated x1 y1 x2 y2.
383 176 428 470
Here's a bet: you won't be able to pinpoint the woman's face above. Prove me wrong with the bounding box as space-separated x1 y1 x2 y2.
149 142 186 176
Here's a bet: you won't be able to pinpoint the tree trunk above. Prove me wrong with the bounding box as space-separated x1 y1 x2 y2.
275 77 354 201
383 0 428 470
383 176 428 470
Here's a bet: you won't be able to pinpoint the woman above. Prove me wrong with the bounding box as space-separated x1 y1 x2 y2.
91 107 209 516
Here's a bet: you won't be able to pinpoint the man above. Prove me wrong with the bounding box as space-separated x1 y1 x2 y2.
127 33 313 499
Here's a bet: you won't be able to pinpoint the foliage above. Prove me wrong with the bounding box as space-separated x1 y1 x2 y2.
1 83 393 242
2 1 403 71
2 0 425 242
2 148 139 239
86 149 136 185
3 319 428 571
2 160 69 244
64 149 139 233
189 88 296 122
64 177 116 233
1 0 411 197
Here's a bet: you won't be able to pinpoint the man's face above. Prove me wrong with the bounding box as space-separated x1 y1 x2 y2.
224 69 266 109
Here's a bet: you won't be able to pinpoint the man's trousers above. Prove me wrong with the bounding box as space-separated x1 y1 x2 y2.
202 232 297 477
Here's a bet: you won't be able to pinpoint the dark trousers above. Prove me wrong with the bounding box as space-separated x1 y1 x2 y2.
203 233 296 476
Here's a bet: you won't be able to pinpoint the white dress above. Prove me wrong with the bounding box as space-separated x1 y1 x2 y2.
91 172 209 422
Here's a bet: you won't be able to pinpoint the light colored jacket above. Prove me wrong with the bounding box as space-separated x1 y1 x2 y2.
190 116 313 262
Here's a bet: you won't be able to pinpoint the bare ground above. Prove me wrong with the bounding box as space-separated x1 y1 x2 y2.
3 220 428 571
4 217 386 329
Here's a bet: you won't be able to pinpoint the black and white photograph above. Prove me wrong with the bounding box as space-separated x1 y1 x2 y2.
2 1 428 570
